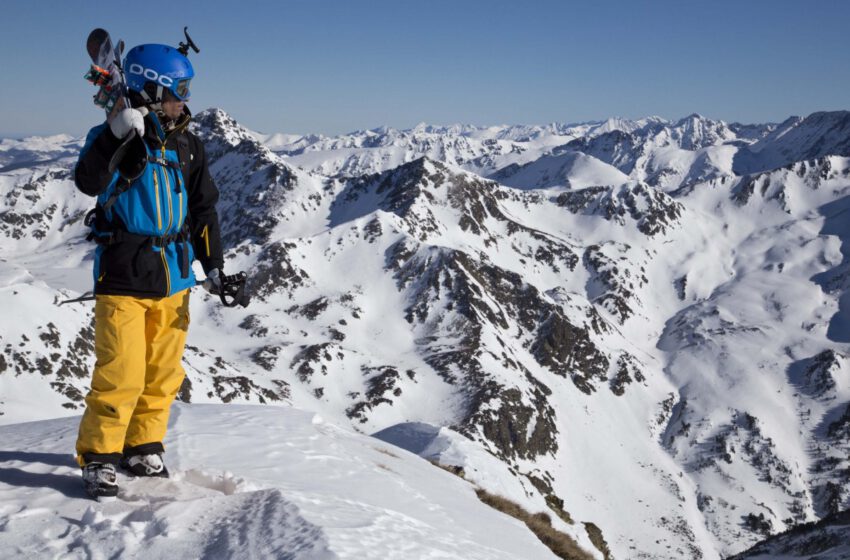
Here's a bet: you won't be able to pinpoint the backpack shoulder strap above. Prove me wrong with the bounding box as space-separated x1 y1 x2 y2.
102 178 133 212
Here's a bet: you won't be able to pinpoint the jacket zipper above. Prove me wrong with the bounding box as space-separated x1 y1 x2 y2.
177 173 184 229
159 143 173 296
152 165 163 231
162 145 174 233
160 245 171 295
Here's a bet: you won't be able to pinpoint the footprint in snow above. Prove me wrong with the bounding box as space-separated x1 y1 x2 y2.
75 470 337 560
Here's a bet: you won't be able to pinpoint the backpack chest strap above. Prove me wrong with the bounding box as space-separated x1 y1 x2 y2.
147 155 181 170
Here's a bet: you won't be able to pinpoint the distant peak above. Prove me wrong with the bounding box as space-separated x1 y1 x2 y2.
195 107 240 128
675 113 716 125
369 125 391 135
199 107 233 120
802 110 850 123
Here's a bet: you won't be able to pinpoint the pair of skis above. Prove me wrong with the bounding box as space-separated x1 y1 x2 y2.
84 29 127 115
85 28 145 177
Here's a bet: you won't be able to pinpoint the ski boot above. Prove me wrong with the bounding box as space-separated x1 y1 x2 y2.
82 462 119 499
120 442 169 478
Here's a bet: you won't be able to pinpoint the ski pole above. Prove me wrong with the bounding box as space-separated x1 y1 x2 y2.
58 292 96 306
57 276 249 307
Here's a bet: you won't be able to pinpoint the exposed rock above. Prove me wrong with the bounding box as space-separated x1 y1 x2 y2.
290 343 344 382
729 509 850 559
347 366 403 422
251 242 310 299
210 375 289 404
609 353 646 396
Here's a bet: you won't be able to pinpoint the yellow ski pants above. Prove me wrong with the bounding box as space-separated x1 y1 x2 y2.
76 290 190 466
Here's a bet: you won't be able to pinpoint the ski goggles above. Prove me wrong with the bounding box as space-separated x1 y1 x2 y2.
173 78 191 101
163 79 191 102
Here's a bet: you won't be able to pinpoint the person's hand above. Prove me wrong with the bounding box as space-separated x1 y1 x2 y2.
109 107 148 139
202 268 222 295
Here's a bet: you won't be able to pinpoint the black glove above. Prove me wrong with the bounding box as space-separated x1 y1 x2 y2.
202 268 223 295
203 269 250 308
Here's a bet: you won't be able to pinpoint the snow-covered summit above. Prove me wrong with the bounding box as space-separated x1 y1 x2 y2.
0 403 591 559
491 150 630 190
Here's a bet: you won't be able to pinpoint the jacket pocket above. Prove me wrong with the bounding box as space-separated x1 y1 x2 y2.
99 235 167 296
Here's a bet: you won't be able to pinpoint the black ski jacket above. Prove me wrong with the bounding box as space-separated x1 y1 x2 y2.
75 109 224 298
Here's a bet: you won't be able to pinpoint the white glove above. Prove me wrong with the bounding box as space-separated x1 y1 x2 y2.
203 268 222 295
109 107 148 139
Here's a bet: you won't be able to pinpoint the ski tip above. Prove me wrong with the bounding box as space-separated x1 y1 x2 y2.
87 28 108 40
86 28 110 60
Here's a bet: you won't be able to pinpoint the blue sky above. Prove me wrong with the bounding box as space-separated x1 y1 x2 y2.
1 0 848 137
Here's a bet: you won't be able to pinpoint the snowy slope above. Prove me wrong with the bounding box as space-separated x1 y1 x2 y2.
490 151 629 190
0 403 575 559
654 156 850 553
2 109 850 559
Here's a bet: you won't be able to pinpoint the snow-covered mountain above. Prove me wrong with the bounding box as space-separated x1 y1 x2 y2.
2 109 850 559
264 114 751 194
733 111 850 175
259 114 736 184
260 122 571 179
0 134 83 172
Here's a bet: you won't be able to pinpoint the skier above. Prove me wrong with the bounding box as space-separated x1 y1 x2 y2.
74 42 224 498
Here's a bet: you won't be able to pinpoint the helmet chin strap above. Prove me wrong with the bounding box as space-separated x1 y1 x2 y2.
139 84 166 110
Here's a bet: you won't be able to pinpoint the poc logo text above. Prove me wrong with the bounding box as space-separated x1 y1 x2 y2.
128 64 174 87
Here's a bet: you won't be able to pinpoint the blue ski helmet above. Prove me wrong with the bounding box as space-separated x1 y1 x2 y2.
124 44 194 102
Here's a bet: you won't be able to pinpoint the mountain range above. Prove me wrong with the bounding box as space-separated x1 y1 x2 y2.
2 109 850 559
